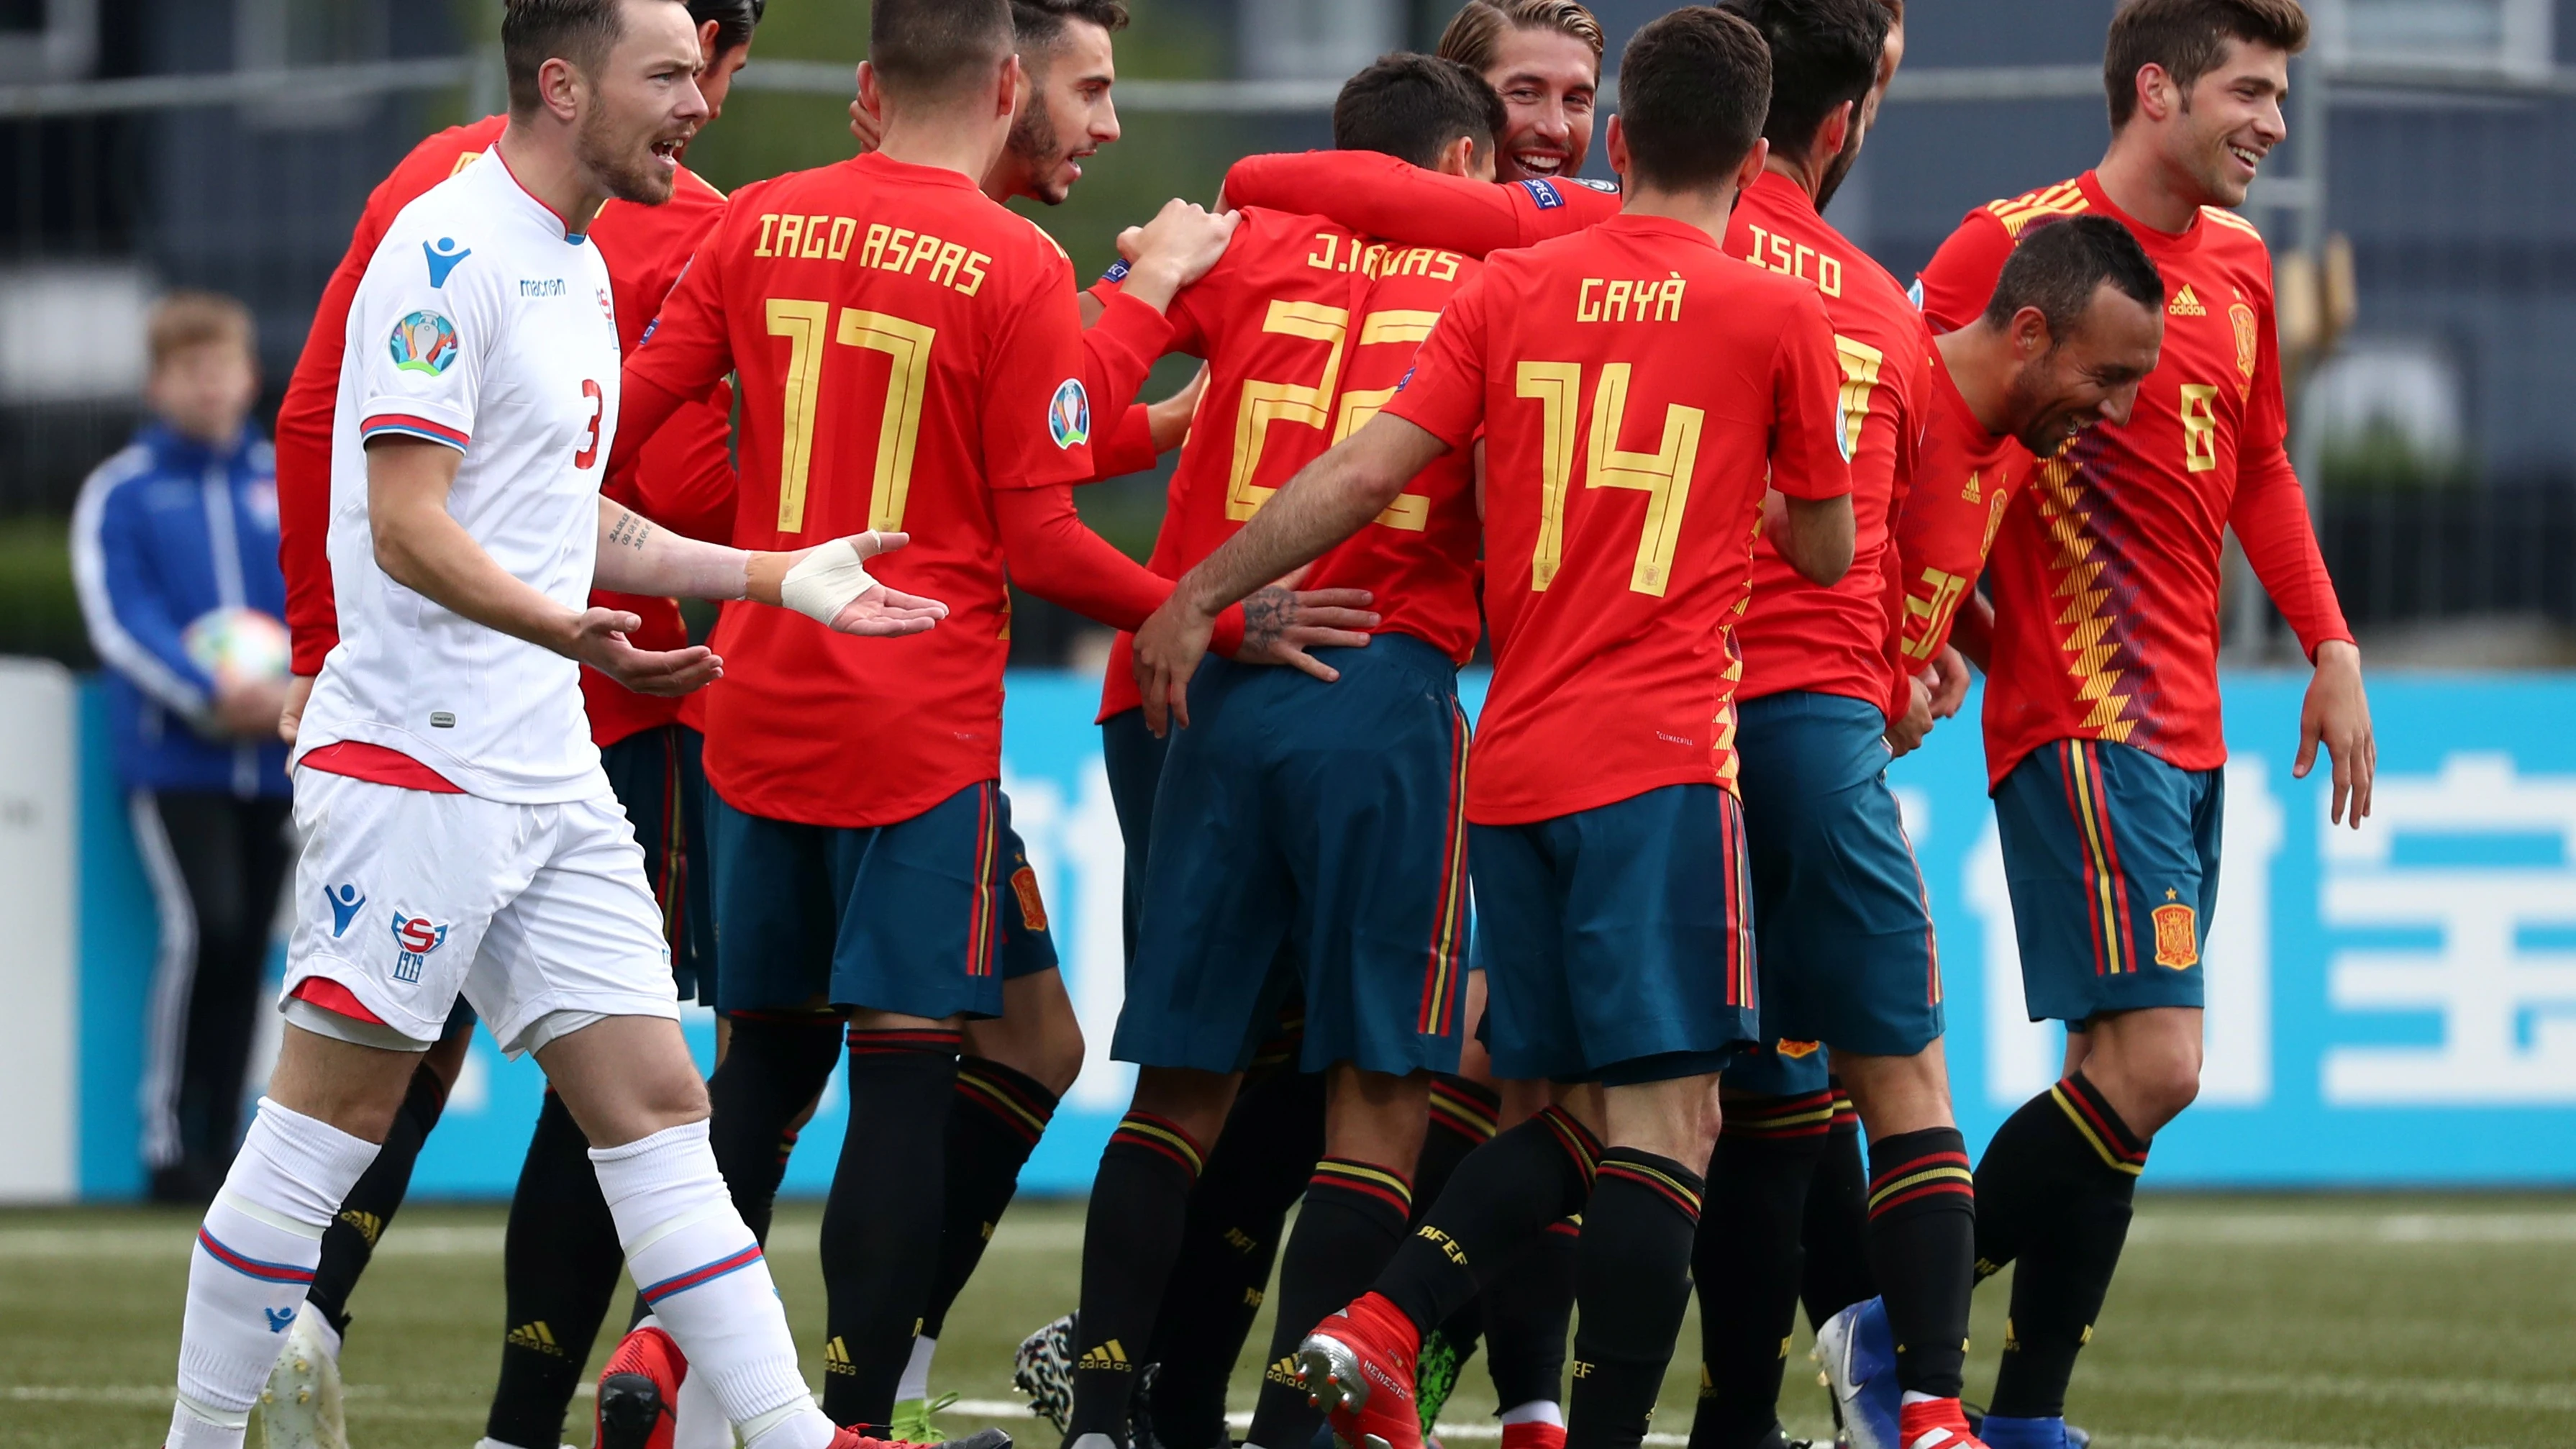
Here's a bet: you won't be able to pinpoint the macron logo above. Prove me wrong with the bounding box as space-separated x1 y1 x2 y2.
424 237 472 288
325 884 366 937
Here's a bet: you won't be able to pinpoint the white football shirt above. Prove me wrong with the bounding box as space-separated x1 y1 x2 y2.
297 147 626 802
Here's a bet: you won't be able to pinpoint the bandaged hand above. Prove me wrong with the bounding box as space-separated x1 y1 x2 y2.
769 531 950 637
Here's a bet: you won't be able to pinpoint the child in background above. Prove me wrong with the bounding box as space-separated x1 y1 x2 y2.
71 289 293 1203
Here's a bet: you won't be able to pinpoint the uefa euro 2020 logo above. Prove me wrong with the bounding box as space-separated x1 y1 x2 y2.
1048 378 1091 450
390 310 460 376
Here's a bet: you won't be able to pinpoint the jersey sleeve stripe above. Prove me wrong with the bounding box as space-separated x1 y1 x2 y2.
359 414 471 448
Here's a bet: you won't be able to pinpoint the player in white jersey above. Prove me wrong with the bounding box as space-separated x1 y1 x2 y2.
158 6 957 1449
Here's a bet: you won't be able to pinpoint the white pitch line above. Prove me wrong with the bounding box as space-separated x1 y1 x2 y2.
2121 1212 2576 1245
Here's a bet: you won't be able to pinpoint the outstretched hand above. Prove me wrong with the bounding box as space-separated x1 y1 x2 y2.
763 531 950 637
565 607 722 696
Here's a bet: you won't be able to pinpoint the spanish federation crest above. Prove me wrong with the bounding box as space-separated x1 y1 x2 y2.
2151 901 2200 969
2229 301 2259 398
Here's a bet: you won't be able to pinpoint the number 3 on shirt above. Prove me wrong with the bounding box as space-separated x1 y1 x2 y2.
766 297 937 534
575 379 604 469
1514 360 1706 596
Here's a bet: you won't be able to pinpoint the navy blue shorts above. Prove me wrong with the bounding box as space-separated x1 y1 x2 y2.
601 723 719 1004
1735 691 1942 1059
1470 782 1759 1087
996 807 1059 981
1723 1036 1830 1096
1993 739 2222 1025
1115 636 1470 1077
710 780 1015 1019
1100 707 1168 966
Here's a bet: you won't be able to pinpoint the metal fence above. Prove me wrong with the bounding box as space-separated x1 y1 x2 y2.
4 41 2574 663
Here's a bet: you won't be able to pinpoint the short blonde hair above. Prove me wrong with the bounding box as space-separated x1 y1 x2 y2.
1437 0 1605 78
147 291 255 371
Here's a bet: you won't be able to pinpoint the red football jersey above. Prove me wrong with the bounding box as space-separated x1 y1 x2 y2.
1222 150 1621 256
627 151 1094 827
274 114 737 745
1385 214 1852 825
1726 171 1924 716
1916 172 2352 784
1299 242 1487 668
1091 206 1378 721
1889 348 2034 666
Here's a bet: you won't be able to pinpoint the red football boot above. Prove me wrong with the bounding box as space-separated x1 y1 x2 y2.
1898 1396 1989 1449
1297 1292 1426 1449
1498 1420 1567 1449
595 1322 686 1449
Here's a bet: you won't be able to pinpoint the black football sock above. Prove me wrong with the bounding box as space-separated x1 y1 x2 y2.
1377 1106 1601 1336
1066 1112 1209 1446
484 1087 624 1449
1800 1088 1876 1327
1864 1127 1977 1401
1983 1073 2147 1420
709 1012 847 1247
819 1027 961 1430
1415 1076 1503 1396
1247 1158 1416 1448
1567 1149 1706 1449
306 1060 449 1337
1419 1076 1501 1213
920 1057 1060 1341
1145 1070 1326 1449
1688 1091 1831 1449
1483 1217 1578 1410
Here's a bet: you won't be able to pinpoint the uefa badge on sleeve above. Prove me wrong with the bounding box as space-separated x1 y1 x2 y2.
389 311 460 376
1048 378 1091 450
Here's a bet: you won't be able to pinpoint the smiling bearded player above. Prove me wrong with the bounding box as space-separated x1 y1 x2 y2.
155 5 960 1449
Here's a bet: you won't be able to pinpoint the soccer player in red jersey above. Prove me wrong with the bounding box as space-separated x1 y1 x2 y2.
610 1 1364 1433
1818 214 2166 1449
1219 1 1620 263
259 7 773 1449
1895 6 2374 1448
1055 58 1502 1449
1132 16 1853 1449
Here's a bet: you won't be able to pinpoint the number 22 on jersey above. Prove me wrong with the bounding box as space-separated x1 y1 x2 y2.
1514 360 1705 596
765 297 937 534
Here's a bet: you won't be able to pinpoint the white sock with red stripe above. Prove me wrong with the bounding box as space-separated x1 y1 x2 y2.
167 1098 379 1449
591 1119 832 1449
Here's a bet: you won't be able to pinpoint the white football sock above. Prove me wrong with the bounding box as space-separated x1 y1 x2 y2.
673 1360 733 1449
167 1099 379 1449
593 1119 829 1449
896 1334 937 1402
1500 1401 1565 1427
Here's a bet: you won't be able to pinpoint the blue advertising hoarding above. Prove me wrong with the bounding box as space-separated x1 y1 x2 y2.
70 670 2576 1198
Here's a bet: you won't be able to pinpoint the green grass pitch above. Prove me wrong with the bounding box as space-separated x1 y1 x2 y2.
8 1194 2575 1448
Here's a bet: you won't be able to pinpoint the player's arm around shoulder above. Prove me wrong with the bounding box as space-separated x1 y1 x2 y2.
1763 284 1857 586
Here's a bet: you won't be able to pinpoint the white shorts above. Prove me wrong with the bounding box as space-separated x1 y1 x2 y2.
283 768 680 1057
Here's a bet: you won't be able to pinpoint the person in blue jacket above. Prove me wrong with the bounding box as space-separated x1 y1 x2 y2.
71 291 294 1204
